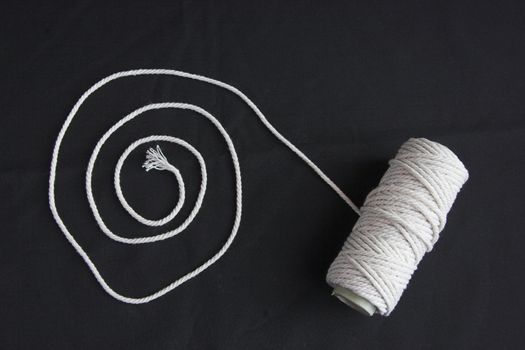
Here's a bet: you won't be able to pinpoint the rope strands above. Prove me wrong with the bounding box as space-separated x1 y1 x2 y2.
49 69 359 304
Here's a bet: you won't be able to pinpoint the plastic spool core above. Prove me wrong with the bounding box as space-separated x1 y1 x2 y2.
332 286 376 316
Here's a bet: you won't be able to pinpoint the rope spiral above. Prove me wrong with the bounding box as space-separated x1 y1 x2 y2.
326 138 469 315
49 69 360 304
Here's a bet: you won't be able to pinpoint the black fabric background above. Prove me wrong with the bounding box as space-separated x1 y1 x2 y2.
1 1 524 349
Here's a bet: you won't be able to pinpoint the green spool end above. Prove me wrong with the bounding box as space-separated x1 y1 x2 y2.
332 286 376 316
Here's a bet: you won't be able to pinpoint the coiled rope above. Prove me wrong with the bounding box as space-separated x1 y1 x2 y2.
50 70 468 314
49 69 359 304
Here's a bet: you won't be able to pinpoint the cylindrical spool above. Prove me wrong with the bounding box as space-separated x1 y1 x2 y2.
326 138 468 316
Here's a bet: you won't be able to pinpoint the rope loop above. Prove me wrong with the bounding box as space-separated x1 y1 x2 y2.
49 69 358 304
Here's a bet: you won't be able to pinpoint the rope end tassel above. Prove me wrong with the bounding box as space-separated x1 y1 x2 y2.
143 145 172 172
326 138 469 316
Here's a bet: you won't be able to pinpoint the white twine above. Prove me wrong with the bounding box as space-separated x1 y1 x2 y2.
326 138 469 315
49 70 467 312
49 69 359 304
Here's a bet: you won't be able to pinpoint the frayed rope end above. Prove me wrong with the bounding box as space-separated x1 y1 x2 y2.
143 145 172 172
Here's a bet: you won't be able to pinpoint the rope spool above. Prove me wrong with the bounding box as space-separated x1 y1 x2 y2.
327 138 469 316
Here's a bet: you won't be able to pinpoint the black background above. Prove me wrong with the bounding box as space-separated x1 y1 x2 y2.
1 1 524 349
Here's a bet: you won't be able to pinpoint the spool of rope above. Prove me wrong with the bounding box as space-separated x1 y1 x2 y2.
49 69 468 313
327 138 469 316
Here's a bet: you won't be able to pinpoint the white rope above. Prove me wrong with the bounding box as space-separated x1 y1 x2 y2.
49 69 359 304
115 140 189 228
326 138 469 315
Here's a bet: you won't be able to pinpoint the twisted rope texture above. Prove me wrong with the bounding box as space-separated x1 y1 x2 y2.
327 138 468 315
49 69 360 304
